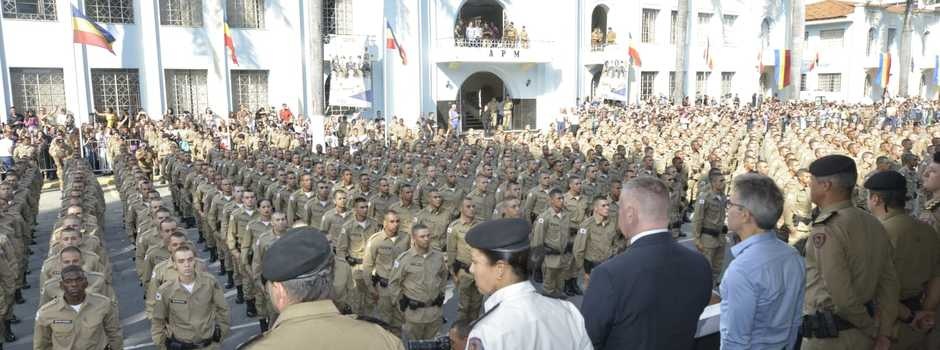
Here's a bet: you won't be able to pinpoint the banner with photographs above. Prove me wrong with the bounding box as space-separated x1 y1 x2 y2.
596 60 628 101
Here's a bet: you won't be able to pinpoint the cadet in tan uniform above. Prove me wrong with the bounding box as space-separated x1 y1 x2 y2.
33 266 123 350
238 227 403 349
783 169 814 249
369 178 396 223
524 173 553 222
286 174 317 226
691 169 727 284
563 177 588 296
414 189 452 251
40 229 106 287
467 176 495 221
573 196 619 289
152 245 230 350
531 189 572 298
363 211 411 332
801 155 898 350
320 190 350 242
251 212 288 332
919 152 940 349
228 190 261 314
303 182 332 230
864 171 940 350
336 197 379 315
446 198 483 324
389 184 419 235
389 224 447 340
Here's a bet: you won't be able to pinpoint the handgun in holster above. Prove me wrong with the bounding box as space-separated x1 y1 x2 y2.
801 310 840 338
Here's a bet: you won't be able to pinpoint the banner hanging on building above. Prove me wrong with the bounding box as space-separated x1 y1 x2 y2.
596 60 628 101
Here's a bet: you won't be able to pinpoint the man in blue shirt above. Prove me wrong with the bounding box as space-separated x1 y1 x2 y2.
720 173 805 349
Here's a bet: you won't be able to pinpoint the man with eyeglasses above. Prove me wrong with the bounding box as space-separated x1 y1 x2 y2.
691 168 728 285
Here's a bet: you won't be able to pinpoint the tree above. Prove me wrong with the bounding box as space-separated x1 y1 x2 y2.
898 0 914 97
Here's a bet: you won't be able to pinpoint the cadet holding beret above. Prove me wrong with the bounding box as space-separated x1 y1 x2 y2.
464 218 592 350
237 227 404 349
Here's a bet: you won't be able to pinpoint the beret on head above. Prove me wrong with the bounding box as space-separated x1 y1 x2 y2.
466 218 531 253
809 154 856 177
863 170 906 193
262 227 332 282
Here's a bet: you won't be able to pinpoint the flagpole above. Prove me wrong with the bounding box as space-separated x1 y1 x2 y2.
383 17 390 147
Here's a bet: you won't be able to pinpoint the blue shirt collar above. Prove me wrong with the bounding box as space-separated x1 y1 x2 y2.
730 231 776 258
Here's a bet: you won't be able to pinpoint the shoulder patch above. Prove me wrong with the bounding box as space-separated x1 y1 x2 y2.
537 217 544 224
812 233 826 248
697 198 705 205
813 211 836 225
468 337 485 350
154 292 162 301
578 228 587 235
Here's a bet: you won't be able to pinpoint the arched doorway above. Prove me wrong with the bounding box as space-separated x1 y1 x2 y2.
591 5 608 50
456 0 504 45
459 72 508 131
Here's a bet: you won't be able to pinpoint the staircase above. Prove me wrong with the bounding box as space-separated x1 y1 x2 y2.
462 113 485 131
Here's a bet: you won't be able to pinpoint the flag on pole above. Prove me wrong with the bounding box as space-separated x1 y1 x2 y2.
72 6 115 54
703 39 714 70
386 21 407 65
774 49 791 89
627 33 642 67
224 21 238 65
875 52 891 86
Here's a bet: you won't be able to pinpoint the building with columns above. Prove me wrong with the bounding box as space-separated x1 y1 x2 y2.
0 0 937 129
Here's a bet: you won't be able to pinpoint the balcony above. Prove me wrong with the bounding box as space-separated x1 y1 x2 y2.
584 43 628 66
434 38 554 64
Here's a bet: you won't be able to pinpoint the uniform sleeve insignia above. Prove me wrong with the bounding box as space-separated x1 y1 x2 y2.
579 228 587 235
468 337 485 350
812 233 826 248
537 217 544 224
155 292 162 301
393 259 400 269
697 198 705 204
413 217 418 223
447 227 453 233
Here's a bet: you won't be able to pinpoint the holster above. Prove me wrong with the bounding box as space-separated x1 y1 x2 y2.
701 227 722 237
900 296 924 323
371 274 389 288
584 259 598 274
345 255 363 266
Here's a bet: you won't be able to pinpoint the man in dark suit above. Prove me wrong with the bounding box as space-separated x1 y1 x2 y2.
581 176 713 350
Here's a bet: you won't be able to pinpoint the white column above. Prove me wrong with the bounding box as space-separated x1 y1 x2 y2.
0 16 10 122
137 0 166 118
64 0 94 122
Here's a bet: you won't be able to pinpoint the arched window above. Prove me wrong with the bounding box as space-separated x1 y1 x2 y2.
455 0 505 47
760 17 772 48
867 27 876 56
922 31 930 57
590 5 609 50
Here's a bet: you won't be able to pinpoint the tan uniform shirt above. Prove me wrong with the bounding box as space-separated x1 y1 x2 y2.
337 218 379 262
414 205 452 251
573 216 619 268
39 271 114 306
531 208 572 269
240 300 403 349
692 189 727 249
446 217 480 267
33 293 123 350
363 231 411 280
388 201 418 234
389 249 448 323
804 201 899 338
151 271 231 345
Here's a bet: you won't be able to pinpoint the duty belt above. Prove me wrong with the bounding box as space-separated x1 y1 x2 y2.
701 226 726 237
371 274 389 288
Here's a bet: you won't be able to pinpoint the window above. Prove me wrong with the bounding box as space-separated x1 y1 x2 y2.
323 0 352 36
84 0 134 23
922 31 930 57
696 71 710 96
231 70 268 112
721 72 734 97
91 69 141 115
867 27 877 56
640 72 657 100
697 13 711 45
159 0 202 27
669 71 677 100
885 28 896 52
2 0 56 20
820 29 844 49
670 11 678 44
227 0 264 29
9 68 66 113
800 73 807 91
165 70 208 116
760 17 772 48
642 9 658 44
722 15 736 45
864 75 872 96
818 73 841 92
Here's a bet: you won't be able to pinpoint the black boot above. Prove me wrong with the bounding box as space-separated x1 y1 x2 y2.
8 314 18 324
217 258 227 276
225 272 235 289
569 278 583 296
14 290 24 304
563 279 576 297
4 320 15 342
21 275 29 289
259 318 269 332
208 248 217 261
196 229 205 243
235 285 245 304
246 299 257 317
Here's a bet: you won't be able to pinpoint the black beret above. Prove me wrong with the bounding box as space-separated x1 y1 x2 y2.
466 218 530 252
262 227 332 282
863 170 906 193
809 155 856 177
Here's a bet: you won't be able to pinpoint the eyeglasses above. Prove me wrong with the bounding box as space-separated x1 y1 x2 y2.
726 200 746 210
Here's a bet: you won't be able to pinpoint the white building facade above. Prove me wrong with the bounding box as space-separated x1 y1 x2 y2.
0 0 937 129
